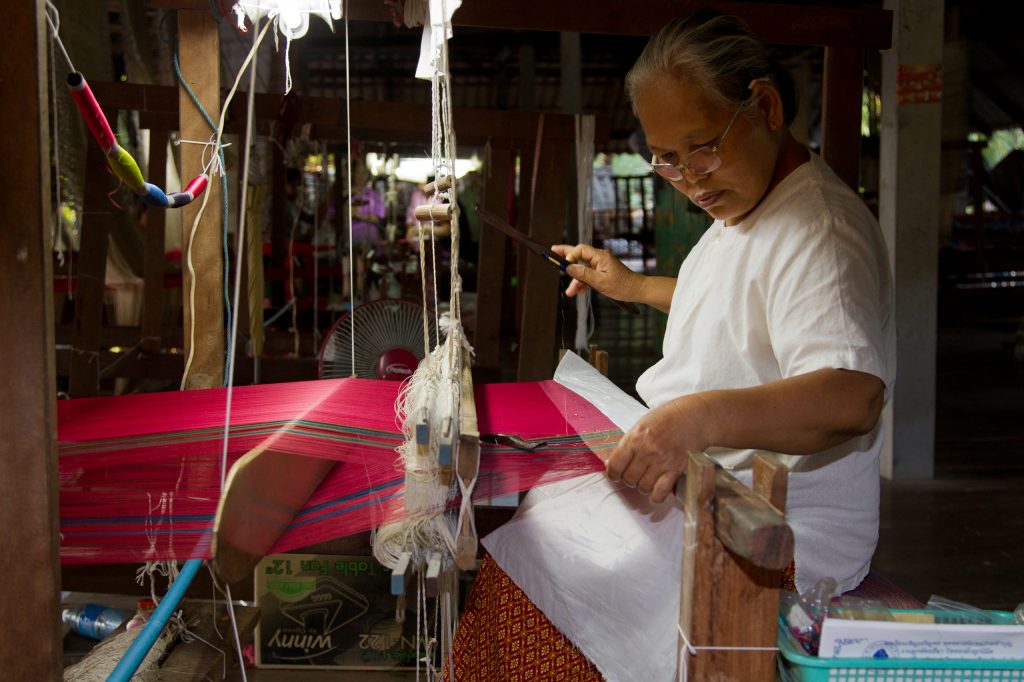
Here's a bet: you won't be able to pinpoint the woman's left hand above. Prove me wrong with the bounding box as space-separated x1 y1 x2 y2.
605 395 712 504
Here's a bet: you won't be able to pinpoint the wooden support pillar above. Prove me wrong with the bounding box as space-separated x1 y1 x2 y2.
473 146 512 369
518 44 536 111
142 131 170 353
177 9 224 389
69 145 112 398
517 138 572 381
879 0 943 479
559 32 581 114
0 2 62 679
678 452 791 681
821 46 865 190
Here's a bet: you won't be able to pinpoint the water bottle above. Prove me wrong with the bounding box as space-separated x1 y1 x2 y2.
62 603 131 640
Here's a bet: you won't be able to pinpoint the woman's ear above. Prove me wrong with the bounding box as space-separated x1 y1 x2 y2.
750 78 784 132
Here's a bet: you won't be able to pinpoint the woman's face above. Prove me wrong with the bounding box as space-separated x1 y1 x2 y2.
634 72 779 226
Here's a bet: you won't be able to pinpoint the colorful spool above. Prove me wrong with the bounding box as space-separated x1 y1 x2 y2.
66 72 208 209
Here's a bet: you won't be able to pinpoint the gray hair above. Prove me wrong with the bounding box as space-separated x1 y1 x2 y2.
625 11 798 125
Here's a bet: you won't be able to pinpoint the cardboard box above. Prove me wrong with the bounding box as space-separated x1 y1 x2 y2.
255 553 419 669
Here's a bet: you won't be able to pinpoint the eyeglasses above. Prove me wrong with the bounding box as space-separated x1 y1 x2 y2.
649 98 748 182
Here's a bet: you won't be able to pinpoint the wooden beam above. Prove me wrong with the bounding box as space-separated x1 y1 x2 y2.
68 145 112 398
311 0 894 49
679 452 791 680
713 468 793 570
0 3 62 679
473 146 512 368
86 82 610 147
213 445 334 584
177 10 225 389
142 131 170 353
517 138 572 381
821 46 865 190
153 1 892 48
55 348 320 384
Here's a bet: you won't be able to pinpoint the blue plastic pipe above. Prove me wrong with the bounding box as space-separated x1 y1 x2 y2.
106 558 202 682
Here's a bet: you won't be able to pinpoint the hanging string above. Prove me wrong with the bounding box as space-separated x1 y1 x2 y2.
675 624 778 682
45 2 63 260
44 1 75 73
44 1 72 291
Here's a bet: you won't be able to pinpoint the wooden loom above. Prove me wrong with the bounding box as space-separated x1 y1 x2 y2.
9 2 898 679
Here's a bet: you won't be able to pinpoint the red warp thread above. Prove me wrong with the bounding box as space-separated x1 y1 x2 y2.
58 378 615 564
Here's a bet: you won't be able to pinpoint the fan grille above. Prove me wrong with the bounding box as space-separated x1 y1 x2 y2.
318 299 438 380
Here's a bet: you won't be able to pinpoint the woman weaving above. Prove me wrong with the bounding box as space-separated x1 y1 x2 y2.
448 11 894 681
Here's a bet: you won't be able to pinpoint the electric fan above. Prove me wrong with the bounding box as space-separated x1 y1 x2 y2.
318 299 438 380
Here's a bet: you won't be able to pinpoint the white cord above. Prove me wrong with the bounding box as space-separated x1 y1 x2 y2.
675 623 778 682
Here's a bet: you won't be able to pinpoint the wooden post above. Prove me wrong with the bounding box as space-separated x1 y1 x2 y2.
177 9 224 389
679 452 791 681
517 139 572 382
0 2 62 679
473 146 512 368
142 130 170 353
821 46 865 191
68 145 112 398
678 452 717 680
879 0 942 479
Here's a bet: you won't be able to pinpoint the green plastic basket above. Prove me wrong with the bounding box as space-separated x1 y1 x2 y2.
778 612 1024 682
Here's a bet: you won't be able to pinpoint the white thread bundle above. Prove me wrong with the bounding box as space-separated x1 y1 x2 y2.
369 4 466 676
373 0 466 571
373 319 472 570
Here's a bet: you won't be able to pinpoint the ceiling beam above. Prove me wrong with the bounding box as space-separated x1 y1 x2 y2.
87 81 610 146
153 0 893 49
347 0 893 49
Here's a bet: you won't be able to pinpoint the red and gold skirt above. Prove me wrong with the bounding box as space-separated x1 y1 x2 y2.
444 554 604 681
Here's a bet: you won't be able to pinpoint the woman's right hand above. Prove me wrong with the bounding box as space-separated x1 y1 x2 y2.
551 243 641 303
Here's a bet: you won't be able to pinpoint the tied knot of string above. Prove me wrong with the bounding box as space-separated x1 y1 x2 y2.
676 624 778 682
